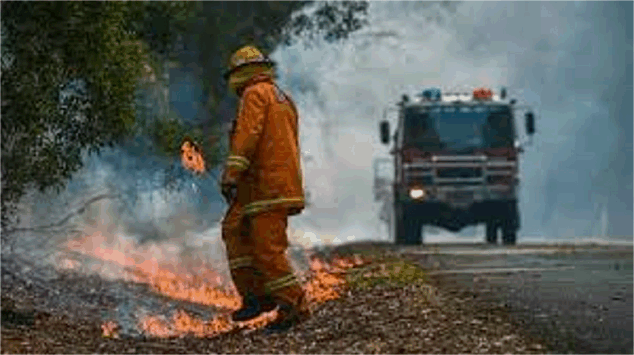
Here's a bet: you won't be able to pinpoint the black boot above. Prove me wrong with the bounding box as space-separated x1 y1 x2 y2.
232 293 262 322
263 303 305 334
232 293 278 322
258 294 278 313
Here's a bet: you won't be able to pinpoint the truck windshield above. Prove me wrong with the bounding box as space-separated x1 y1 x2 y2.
403 105 514 151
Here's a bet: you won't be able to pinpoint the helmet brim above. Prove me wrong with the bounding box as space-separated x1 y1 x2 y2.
223 59 276 80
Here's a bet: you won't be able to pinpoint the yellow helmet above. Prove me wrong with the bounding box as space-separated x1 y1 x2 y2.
224 45 275 80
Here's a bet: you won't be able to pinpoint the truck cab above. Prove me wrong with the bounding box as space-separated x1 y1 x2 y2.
376 87 536 245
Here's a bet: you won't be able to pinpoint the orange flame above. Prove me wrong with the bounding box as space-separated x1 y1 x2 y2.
101 320 120 338
133 255 364 338
59 232 367 338
180 139 206 174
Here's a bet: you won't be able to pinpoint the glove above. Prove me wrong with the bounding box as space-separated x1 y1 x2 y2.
220 169 238 203
221 183 238 203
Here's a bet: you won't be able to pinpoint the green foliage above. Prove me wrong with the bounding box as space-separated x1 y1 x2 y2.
150 115 187 158
346 259 428 290
0 1 202 227
123 1 200 77
1 1 150 227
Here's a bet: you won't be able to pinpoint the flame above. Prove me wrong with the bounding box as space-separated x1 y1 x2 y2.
63 232 237 309
133 256 364 338
140 311 233 338
59 232 367 338
180 139 206 174
303 258 346 304
139 309 279 338
101 320 120 338
58 257 80 270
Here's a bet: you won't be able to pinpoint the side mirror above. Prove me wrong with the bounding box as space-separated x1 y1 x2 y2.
380 121 390 145
525 112 535 135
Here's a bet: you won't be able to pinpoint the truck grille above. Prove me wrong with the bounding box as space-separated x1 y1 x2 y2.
437 179 482 186
487 175 514 185
406 175 433 185
447 190 474 201
437 167 482 178
403 157 517 192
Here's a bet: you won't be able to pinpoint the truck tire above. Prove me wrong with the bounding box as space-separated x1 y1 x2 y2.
394 203 408 245
394 204 423 245
397 219 422 245
502 203 519 245
405 219 423 245
501 221 517 245
485 222 498 245
395 220 408 245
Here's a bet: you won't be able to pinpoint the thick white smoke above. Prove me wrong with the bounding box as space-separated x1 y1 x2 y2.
272 1 633 244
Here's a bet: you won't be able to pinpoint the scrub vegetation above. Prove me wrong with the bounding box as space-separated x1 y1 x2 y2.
346 258 428 290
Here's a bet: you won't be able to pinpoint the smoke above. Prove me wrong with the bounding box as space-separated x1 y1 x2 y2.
458 1 633 239
272 1 633 243
6 145 228 271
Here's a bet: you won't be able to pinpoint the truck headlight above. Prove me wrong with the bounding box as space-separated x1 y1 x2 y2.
409 188 425 199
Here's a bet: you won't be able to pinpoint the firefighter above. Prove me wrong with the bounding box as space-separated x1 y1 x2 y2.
220 45 308 333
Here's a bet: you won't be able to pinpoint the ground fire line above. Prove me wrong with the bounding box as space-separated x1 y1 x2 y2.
58 231 367 338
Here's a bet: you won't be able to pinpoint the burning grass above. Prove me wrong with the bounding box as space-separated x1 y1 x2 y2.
130 254 368 339
58 232 370 339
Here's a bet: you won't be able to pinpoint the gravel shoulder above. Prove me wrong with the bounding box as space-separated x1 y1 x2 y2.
1 243 551 354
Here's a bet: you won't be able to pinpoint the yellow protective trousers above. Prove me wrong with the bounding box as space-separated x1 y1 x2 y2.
221 201 303 306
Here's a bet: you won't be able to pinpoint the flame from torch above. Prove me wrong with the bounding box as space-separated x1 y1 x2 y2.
179 137 223 189
180 137 206 175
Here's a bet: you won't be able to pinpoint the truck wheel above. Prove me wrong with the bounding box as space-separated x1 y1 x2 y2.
485 222 498 245
395 220 408 245
405 220 423 245
394 204 408 245
394 204 423 245
501 221 517 245
395 217 422 245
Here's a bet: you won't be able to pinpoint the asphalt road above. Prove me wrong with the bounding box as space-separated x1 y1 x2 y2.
403 243 633 354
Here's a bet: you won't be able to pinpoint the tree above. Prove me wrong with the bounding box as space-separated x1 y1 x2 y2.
0 1 197 228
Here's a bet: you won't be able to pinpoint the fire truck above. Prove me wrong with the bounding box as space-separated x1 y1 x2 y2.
374 87 536 245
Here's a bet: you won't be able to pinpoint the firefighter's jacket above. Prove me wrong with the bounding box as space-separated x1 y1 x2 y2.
223 75 305 216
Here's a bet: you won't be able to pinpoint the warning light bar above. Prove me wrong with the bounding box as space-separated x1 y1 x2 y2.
473 87 493 100
441 93 470 102
420 88 441 101
415 87 508 103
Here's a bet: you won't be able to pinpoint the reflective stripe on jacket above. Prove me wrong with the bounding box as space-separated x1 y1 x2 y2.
223 75 305 216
